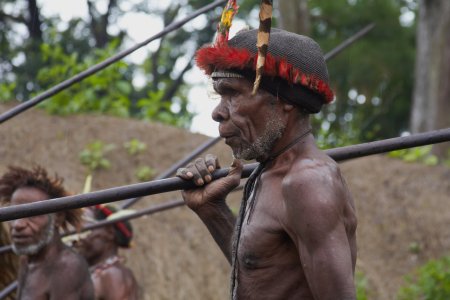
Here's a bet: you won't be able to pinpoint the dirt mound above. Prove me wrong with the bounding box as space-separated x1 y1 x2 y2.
0 104 449 299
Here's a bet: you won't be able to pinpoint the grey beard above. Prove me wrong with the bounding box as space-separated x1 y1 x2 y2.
12 214 55 256
234 113 285 161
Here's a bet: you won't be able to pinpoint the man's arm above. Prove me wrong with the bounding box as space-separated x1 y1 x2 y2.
177 156 243 263
50 252 94 300
283 162 356 300
192 197 237 263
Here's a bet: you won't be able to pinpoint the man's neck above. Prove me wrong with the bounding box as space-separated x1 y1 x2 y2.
259 117 314 163
89 246 118 267
27 232 64 265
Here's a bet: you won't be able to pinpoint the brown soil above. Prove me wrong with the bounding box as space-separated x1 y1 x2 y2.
0 103 449 299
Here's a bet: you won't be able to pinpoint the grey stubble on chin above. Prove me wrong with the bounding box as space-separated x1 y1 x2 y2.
235 113 285 161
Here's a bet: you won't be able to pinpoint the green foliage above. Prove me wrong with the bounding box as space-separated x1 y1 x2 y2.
79 141 116 172
356 271 370 300
135 166 156 182
308 0 416 147
0 82 16 102
388 145 438 165
124 138 147 156
137 90 192 128
36 40 132 117
397 255 450 300
0 0 211 128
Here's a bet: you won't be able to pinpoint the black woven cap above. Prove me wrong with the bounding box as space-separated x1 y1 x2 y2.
230 28 330 113
229 28 330 84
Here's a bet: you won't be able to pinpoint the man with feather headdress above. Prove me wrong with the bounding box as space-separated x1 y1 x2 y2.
177 1 357 299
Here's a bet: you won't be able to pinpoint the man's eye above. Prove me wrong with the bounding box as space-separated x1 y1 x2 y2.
224 89 239 97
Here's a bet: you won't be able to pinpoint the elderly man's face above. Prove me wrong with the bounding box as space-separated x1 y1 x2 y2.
9 187 55 255
212 77 285 160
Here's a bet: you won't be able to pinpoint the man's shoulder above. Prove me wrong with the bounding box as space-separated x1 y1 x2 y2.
280 154 347 209
96 263 137 294
98 263 134 281
283 154 341 187
53 245 90 273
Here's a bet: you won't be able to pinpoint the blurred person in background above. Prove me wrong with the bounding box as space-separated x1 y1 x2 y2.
75 204 139 300
0 166 94 299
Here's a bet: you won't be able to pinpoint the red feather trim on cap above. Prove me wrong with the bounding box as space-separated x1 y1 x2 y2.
196 46 334 103
94 205 132 238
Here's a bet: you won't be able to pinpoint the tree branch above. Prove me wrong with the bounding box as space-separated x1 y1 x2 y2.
0 11 27 24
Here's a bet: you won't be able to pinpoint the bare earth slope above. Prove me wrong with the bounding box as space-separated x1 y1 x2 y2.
0 104 449 299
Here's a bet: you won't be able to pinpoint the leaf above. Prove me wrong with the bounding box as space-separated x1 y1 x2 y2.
117 80 132 95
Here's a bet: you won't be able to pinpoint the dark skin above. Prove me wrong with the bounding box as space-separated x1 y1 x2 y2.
178 77 357 299
10 187 94 300
76 210 139 300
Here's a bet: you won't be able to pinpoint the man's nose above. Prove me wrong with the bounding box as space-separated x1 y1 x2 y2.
11 218 28 231
212 99 229 123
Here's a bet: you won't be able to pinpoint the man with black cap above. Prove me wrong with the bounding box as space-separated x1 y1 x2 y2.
75 204 139 300
177 24 357 300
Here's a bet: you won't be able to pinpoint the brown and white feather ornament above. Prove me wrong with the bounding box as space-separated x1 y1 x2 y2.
252 0 273 95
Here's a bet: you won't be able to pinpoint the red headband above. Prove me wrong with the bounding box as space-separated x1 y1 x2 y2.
94 205 132 239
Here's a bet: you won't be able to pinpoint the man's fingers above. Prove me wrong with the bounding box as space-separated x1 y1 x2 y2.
176 167 193 179
205 154 219 172
177 155 227 187
194 157 211 185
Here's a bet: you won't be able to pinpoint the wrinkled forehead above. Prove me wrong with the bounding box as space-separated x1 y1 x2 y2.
11 186 49 205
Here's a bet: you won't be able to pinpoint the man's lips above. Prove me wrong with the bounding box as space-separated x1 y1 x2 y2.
219 126 241 145
219 129 238 139
12 235 32 244
222 135 238 144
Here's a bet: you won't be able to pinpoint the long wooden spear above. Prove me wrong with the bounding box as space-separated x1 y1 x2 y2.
0 200 184 255
0 128 449 222
0 281 17 300
0 184 245 256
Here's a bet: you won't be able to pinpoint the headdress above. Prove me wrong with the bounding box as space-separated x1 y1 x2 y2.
196 2 334 113
92 204 133 248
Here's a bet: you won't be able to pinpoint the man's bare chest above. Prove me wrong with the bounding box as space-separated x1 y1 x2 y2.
238 184 299 269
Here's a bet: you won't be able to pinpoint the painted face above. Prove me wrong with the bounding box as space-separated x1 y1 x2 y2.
212 77 285 160
9 187 55 256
